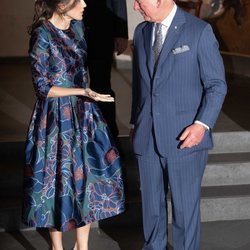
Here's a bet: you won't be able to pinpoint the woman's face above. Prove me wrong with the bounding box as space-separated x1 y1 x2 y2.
63 0 86 21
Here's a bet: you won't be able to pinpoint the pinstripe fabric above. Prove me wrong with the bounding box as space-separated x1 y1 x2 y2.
165 151 208 250
137 146 208 250
137 156 167 250
131 8 227 158
131 6 227 250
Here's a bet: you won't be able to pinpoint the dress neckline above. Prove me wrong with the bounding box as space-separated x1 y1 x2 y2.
47 20 71 32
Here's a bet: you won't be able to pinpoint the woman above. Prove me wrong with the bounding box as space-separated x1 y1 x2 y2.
22 0 125 249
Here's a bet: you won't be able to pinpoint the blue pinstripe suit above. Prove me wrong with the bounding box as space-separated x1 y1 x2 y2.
131 7 227 250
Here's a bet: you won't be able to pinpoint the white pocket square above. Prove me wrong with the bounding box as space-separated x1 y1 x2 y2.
172 45 190 54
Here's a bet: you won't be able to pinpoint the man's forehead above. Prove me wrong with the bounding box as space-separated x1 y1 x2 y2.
135 0 157 3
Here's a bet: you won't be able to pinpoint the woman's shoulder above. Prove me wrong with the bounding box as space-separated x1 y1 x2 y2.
31 22 50 42
29 22 50 52
71 20 84 29
34 22 49 34
71 20 85 38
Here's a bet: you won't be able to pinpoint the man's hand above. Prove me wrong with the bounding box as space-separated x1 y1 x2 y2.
179 123 206 149
114 37 128 55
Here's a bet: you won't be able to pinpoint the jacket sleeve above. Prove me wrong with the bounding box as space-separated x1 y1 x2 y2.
29 26 52 99
195 24 227 129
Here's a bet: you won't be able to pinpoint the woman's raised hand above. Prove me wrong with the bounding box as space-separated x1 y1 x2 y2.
84 88 114 102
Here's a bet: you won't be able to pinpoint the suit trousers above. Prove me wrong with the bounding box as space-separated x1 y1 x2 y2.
136 132 208 250
87 56 119 138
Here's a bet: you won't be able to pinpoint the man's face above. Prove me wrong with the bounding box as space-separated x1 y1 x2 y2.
134 0 159 22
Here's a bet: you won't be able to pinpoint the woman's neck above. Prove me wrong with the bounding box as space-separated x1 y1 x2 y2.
49 13 71 30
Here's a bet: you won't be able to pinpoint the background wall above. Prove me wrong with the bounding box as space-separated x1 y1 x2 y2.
0 0 34 57
0 0 249 57
126 0 143 39
208 0 250 55
0 0 142 57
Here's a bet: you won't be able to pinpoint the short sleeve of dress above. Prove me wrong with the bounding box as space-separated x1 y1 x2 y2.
29 26 52 99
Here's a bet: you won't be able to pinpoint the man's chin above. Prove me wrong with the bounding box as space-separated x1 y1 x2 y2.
143 16 152 22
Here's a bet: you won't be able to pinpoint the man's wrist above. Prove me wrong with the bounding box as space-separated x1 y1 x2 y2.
194 120 209 130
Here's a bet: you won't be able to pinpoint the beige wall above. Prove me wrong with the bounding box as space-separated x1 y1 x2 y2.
0 0 34 57
0 0 142 57
126 0 143 39
1 0 249 57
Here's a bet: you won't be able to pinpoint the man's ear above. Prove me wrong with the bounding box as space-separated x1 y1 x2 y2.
156 0 163 8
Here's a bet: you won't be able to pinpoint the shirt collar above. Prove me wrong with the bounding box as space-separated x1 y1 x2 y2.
161 4 177 28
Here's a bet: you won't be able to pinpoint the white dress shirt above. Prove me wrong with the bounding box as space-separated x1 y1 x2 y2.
152 4 177 46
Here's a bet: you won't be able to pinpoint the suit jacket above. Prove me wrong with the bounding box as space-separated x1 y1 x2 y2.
131 7 227 158
83 0 128 57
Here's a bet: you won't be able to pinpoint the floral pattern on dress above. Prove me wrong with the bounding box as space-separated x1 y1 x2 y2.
22 20 125 232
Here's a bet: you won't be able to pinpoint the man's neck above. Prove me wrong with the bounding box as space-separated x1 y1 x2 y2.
158 1 175 23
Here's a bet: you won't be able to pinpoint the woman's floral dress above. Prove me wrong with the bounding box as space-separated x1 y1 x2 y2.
22 20 125 232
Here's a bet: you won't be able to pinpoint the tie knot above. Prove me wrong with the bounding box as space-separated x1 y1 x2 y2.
153 23 164 65
155 23 163 34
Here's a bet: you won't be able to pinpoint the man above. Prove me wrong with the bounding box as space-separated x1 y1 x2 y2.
130 0 227 249
83 0 128 138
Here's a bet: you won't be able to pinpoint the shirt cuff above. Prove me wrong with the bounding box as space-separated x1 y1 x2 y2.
130 124 134 129
194 120 209 130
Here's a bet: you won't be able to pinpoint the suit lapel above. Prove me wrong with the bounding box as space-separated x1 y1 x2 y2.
154 8 186 77
142 22 154 78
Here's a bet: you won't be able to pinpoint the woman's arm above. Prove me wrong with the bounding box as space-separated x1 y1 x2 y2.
47 86 84 97
30 27 113 102
48 86 114 102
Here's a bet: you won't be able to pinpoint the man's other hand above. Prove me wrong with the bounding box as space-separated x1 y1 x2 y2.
179 123 206 149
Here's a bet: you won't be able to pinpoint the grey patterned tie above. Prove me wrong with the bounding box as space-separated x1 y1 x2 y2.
152 23 163 64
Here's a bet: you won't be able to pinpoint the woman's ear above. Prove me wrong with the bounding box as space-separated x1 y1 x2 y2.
57 2 66 13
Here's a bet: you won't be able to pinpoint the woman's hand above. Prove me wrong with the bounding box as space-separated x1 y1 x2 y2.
84 88 114 102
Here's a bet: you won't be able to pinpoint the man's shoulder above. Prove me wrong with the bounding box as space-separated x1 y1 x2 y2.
135 21 148 33
181 9 208 30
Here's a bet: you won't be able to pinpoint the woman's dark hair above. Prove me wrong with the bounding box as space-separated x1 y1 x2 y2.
28 0 79 35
